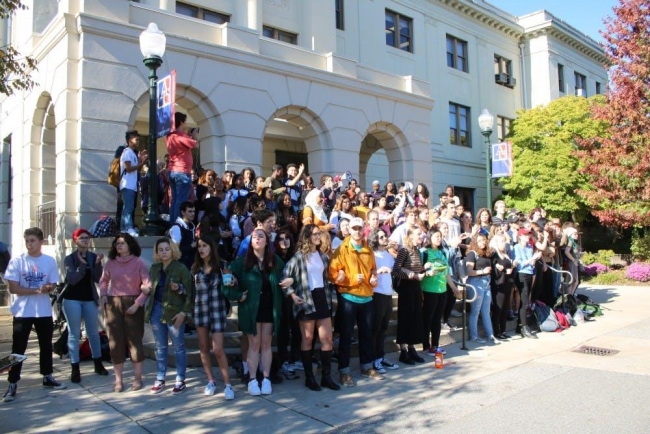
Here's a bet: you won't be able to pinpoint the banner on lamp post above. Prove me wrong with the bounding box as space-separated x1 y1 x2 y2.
156 70 176 139
491 141 513 178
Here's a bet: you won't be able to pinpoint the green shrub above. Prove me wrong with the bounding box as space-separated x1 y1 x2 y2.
587 269 625 285
630 229 650 261
581 252 597 265
596 249 615 265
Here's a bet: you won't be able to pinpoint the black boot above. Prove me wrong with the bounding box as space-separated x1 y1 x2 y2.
521 326 538 339
320 350 340 391
408 347 425 364
301 350 321 391
93 358 109 376
399 349 415 365
71 363 81 383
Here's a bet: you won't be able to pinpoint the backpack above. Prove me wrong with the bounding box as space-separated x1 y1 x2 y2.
576 294 603 317
555 310 571 330
554 293 579 316
526 307 541 333
107 146 126 187
90 216 117 238
52 328 69 358
533 301 560 332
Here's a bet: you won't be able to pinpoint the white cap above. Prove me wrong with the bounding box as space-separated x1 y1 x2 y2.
373 180 380 185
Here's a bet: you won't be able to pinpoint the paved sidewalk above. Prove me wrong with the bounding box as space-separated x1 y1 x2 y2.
0 284 649 433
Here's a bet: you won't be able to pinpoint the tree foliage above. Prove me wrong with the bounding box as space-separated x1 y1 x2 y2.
498 95 609 223
578 0 650 228
0 0 37 96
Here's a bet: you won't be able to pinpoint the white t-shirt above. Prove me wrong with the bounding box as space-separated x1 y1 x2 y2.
119 147 138 192
443 217 461 243
373 250 395 296
389 223 409 249
306 252 325 291
5 252 59 318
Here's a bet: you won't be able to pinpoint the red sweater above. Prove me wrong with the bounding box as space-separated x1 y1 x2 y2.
99 255 150 306
165 130 197 174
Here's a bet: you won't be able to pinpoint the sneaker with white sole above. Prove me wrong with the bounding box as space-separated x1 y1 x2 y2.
487 335 501 345
469 337 486 344
204 381 216 396
372 359 387 374
224 384 235 400
172 381 186 395
260 378 272 395
435 347 447 355
3 383 17 402
150 380 166 394
380 358 399 370
248 379 261 396
43 375 66 389
291 361 304 371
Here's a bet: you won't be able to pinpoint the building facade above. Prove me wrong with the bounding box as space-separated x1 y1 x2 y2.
0 0 607 253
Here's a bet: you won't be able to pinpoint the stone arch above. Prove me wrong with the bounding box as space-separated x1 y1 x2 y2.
360 121 411 188
262 105 331 180
128 84 224 171
29 92 57 241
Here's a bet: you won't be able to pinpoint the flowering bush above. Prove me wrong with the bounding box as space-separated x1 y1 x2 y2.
582 263 608 277
626 262 650 282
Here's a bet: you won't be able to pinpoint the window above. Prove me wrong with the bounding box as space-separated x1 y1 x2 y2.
385 9 413 52
596 81 602 94
33 0 58 33
496 116 512 142
335 0 344 30
446 35 468 72
575 72 587 96
454 187 475 216
263 26 298 45
176 2 230 24
558 64 565 93
449 103 471 147
494 55 515 87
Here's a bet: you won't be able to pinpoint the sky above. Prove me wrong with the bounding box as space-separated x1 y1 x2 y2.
487 0 620 43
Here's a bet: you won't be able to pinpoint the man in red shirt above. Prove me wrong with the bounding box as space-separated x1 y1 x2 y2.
166 112 199 222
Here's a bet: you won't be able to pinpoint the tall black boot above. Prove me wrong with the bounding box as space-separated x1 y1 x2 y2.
320 350 340 391
71 362 81 383
301 350 321 391
93 358 109 376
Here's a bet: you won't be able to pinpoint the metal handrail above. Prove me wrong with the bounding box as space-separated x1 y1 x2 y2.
544 263 574 311
452 279 477 350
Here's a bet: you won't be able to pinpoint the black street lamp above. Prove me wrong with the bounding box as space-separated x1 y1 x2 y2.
139 23 167 236
478 109 495 210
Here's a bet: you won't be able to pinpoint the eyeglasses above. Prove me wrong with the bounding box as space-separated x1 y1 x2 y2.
114 242 127 246
77 237 90 241
350 227 362 231
378 235 386 239
311 232 322 237
279 237 289 242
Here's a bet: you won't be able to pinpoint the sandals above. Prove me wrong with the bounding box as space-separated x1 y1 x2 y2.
130 379 143 392
114 383 123 393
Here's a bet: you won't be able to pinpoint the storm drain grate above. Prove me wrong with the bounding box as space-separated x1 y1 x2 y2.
572 346 619 356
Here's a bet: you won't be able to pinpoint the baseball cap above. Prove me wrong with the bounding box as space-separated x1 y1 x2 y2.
349 217 364 229
373 180 380 185
517 228 531 237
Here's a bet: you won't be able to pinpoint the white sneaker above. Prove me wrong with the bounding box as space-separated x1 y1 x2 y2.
248 379 261 396
204 381 216 396
291 361 304 371
373 359 387 375
224 384 235 400
469 337 486 344
488 335 501 345
126 228 139 237
260 378 272 395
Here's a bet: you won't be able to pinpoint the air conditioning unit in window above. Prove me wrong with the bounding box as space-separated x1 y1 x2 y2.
495 73 508 84
507 77 517 87
576 88 586 97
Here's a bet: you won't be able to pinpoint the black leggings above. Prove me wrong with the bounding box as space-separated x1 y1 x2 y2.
9 316 54 383
422 292 447 350
491 283 511 335
516 273 533 326
442 284 457 322
371 293 393 361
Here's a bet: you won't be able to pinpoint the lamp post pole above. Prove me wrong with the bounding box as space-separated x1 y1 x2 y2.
478 109 495 210
139 23 167 236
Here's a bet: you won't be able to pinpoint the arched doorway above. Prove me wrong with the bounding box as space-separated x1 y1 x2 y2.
359 122 410 191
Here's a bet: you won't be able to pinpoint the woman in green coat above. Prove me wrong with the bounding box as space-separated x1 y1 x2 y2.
224 228 285 397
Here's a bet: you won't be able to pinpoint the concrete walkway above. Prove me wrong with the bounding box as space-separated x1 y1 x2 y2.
0 284 649 433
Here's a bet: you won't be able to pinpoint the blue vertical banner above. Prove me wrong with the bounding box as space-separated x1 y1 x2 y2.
156 70 176 138
491 141 513 178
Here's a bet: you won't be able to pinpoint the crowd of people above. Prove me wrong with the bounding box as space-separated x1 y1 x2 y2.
2 116 584 403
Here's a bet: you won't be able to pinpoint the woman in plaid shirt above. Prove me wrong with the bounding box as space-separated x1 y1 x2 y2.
281 224 340 392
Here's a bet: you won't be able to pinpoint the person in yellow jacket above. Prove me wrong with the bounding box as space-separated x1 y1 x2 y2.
328 217 383 387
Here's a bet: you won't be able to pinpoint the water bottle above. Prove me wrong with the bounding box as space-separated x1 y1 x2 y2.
434 349 444 369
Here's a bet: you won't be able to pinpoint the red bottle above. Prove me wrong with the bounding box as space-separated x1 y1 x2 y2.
434 349 444 369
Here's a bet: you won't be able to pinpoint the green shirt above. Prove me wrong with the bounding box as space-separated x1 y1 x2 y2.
421 248 448 294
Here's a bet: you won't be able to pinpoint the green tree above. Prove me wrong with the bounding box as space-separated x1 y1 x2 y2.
0 0 37 96
498 95 609 223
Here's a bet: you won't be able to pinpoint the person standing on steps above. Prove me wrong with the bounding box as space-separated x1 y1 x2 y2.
166 112 199 223
62 228 108 384
281 224 340 392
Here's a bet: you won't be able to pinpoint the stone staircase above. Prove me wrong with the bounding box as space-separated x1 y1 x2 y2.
143 293 517 368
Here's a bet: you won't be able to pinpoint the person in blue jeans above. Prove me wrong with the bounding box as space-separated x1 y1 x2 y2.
119 130 148 235
144 238 195 395
465 233 500 345
62 228 109 383
166 112 199 222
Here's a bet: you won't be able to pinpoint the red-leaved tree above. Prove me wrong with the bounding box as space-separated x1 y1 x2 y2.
578 0 650 228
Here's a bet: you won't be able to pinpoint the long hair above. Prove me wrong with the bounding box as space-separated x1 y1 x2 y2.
274 227 296 261
367 228 386 251
427 227 444 251
153 238 181 263
320 231 332 257
333 195 351 212
244 229 275 272
475 208 492 226
404 226 420 250
241 167 257 182
416 183 430 199
108 232 141 259
297 224 322 257
191 235 220 275
468 233 490 258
